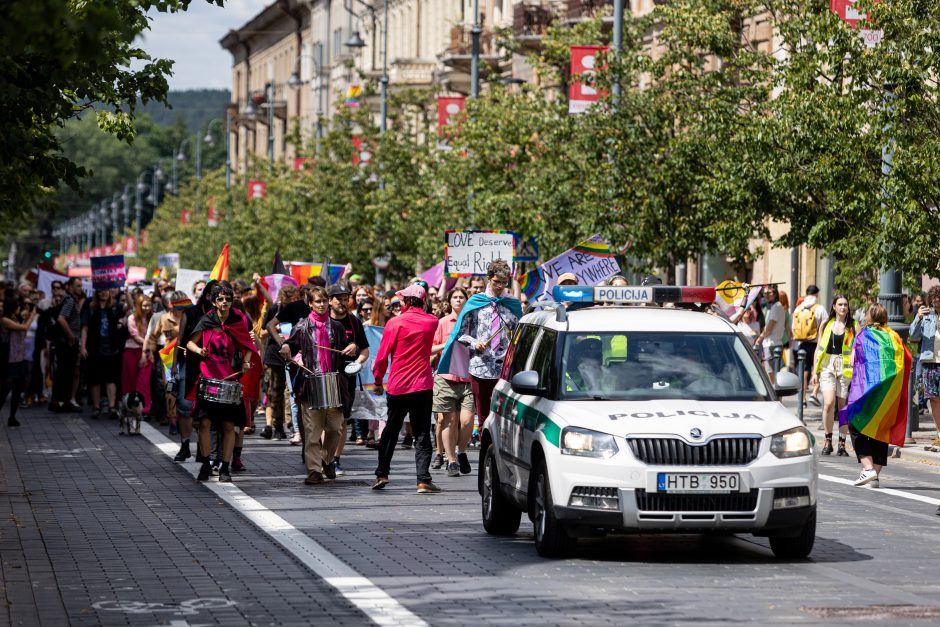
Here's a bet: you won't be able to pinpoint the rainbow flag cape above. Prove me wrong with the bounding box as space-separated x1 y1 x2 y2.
839 325 911 446
159 338 177 371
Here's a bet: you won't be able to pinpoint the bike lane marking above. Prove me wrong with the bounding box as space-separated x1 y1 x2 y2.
819 473 940 506
140 422 428 627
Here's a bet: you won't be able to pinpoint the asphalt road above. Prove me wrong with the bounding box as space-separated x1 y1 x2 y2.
2 407 940 626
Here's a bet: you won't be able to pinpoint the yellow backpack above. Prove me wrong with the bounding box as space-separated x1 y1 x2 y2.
792 304 820 341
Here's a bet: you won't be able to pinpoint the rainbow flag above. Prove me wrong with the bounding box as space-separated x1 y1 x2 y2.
159 338 177 371
519 268 546 300
839 325 911 446
573 238 616 258
209 243 229 281
289 262 345 285
344 84 363 107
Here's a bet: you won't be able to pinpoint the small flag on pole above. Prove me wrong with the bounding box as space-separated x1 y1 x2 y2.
209 243 229 281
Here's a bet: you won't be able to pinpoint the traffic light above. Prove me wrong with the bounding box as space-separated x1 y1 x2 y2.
43 250 52 259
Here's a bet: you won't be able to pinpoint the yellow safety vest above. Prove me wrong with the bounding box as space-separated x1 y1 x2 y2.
815 320 854 380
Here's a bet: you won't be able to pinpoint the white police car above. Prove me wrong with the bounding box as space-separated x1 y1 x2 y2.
479 285 816 558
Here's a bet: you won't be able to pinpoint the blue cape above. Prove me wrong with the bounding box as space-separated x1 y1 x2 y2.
437 293 523 376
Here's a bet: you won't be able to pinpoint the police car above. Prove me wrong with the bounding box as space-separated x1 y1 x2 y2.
478 285 816 558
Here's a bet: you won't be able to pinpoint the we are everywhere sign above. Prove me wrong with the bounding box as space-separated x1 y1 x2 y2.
90 255 126 290
519 235 621 299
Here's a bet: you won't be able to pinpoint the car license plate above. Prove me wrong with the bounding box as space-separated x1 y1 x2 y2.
656 472 739 493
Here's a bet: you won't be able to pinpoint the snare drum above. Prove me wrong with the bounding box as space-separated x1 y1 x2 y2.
197 377 244 405
301 372 341 410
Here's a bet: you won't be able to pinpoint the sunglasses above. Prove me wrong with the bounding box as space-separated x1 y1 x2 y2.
390 303 401 309
361 307 373 313
215 295 233 303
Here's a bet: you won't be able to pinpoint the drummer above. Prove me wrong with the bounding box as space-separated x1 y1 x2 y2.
186 281 261 483
279 286 350 485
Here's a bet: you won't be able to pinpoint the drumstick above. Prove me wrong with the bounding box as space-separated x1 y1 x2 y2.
313 343 349 355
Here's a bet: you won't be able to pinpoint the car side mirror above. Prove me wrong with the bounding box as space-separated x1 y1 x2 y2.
511 370 546 397
774 370 800 397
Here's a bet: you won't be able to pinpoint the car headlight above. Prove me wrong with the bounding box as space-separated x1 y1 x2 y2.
770 426 812 458
561 427 619 459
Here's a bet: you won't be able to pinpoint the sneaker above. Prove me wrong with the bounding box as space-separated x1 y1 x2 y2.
218 470 232 483
259 425 273 439
853 469 878 487
231 458 245 472
446 462 460 477
469 432 480 448
417 482 442 494
289 433 302 445
401 434 413 449
322 462 337 480
431 453 444 470
173 444 191 462
372 476 389 490
196 463 211 482
274 428 286 441
334 459 346 476
457 452 471 475
65 401 82 413
305 472 325 485
809 394 821 407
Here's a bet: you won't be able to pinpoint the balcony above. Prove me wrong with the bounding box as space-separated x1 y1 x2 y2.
438 24 503 93
566 0 613 20
513 3 555 51
389 59 436 86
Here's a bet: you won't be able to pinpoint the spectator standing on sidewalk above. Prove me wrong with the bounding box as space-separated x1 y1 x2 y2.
756 285 786 385
792 285 828 405
1 298 38 426
50 277 83 412
812 295 855 456
371 284 440 493
909 285 940 452
279 286 348 485
80 290 125 419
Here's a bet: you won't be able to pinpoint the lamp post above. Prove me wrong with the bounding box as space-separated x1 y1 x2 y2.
204 117 228 189
289 51 325 155
266 82 276 162
612 0 623 106
470 0 480 100
344 0 387 134
122 184 132 234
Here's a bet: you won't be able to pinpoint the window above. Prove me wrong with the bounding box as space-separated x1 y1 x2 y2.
530 329 557 390
560 332 770 401
502 324 538 380
333 27 344 59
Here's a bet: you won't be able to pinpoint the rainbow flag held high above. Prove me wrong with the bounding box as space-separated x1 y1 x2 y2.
572 238 617 258
289 262 346 285
839 324 911 446
209 243 229 281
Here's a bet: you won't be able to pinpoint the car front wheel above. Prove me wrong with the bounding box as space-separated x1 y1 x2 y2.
481 446 521 536
769 510 816 559
531 460 572 557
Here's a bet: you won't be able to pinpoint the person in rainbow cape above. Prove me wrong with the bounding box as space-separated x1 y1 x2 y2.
437 259 522 432
839 303 911 488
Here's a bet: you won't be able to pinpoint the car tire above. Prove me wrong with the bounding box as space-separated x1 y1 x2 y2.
481 446 522 536
769 510 816 559
532 460 573 557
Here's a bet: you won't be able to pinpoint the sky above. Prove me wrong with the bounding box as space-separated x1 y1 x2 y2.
139 0 271 91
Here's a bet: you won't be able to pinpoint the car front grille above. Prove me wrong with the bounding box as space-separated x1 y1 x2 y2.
627 437 761 466
635 489 759 512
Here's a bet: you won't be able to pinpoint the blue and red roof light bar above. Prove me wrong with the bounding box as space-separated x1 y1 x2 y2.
551 285 717 304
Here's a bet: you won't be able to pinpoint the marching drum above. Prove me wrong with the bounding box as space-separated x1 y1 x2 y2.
343 361 362 376
197 378 244 405
302 372 341 410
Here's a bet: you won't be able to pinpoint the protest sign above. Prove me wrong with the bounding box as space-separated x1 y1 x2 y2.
127 266 148 284
157 253 180 269
444 230 516 277
521 234 620 299
90 255 126 290
176 268 211 302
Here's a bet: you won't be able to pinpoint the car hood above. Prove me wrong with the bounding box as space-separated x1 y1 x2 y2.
549 399 798 441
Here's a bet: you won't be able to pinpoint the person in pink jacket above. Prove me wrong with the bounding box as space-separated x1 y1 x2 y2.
371 284 440 493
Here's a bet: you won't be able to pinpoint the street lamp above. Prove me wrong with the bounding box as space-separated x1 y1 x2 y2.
204 117 230 190
345 0 388 135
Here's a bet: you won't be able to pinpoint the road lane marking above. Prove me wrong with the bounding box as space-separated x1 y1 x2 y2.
140 423 428 627
819 473 940 506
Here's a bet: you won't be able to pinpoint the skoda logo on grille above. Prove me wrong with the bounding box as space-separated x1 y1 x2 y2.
690 428 703 440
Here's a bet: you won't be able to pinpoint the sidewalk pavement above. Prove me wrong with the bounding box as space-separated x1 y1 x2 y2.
782 395 940 466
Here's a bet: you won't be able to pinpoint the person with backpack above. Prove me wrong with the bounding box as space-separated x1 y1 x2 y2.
791 285 828 404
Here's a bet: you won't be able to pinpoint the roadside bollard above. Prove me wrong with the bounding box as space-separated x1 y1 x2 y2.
796 348 806 424
773 346 783 377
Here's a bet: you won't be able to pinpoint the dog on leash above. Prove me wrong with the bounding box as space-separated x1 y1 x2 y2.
118 392 146 436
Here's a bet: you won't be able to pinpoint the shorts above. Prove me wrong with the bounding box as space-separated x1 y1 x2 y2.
794 341 817 360
432 375 474 413
818 353 848 398
849 424 888 467
921 363 940 399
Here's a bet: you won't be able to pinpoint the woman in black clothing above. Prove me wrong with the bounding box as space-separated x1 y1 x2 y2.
80 290 125 418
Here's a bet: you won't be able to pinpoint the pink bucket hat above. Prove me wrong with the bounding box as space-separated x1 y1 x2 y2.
396 284 427 302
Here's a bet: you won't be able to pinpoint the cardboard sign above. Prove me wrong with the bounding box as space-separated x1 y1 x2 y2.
90 255 126 290
444 230 516 277
521 234 620 299
127 266 148 284
176 268 211 302
157 253 180 269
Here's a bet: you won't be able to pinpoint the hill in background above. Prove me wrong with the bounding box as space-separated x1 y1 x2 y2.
140 89 230 134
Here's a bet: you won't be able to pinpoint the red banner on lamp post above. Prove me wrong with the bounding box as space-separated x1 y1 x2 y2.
207 197 218 227
180 208 192 225
437 96 466 135
830 0 883 46
293 157 315 172
569 45 608 114
247 180 267 201
352 137 372 167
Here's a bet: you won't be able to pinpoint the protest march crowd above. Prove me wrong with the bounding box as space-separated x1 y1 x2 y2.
0 241 932 499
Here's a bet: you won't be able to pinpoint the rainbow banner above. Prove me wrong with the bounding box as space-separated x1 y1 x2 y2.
839 325 911 446
519 267 546 300
288 262 346 285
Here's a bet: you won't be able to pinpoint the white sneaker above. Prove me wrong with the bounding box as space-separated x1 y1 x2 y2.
853 469 878 486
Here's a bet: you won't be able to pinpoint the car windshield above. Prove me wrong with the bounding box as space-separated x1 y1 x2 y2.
560 331 770 401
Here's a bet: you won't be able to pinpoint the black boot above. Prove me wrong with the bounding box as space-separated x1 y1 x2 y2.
821 434 833 455
837 436 849 456
196 461 211 481
174 440 191 462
